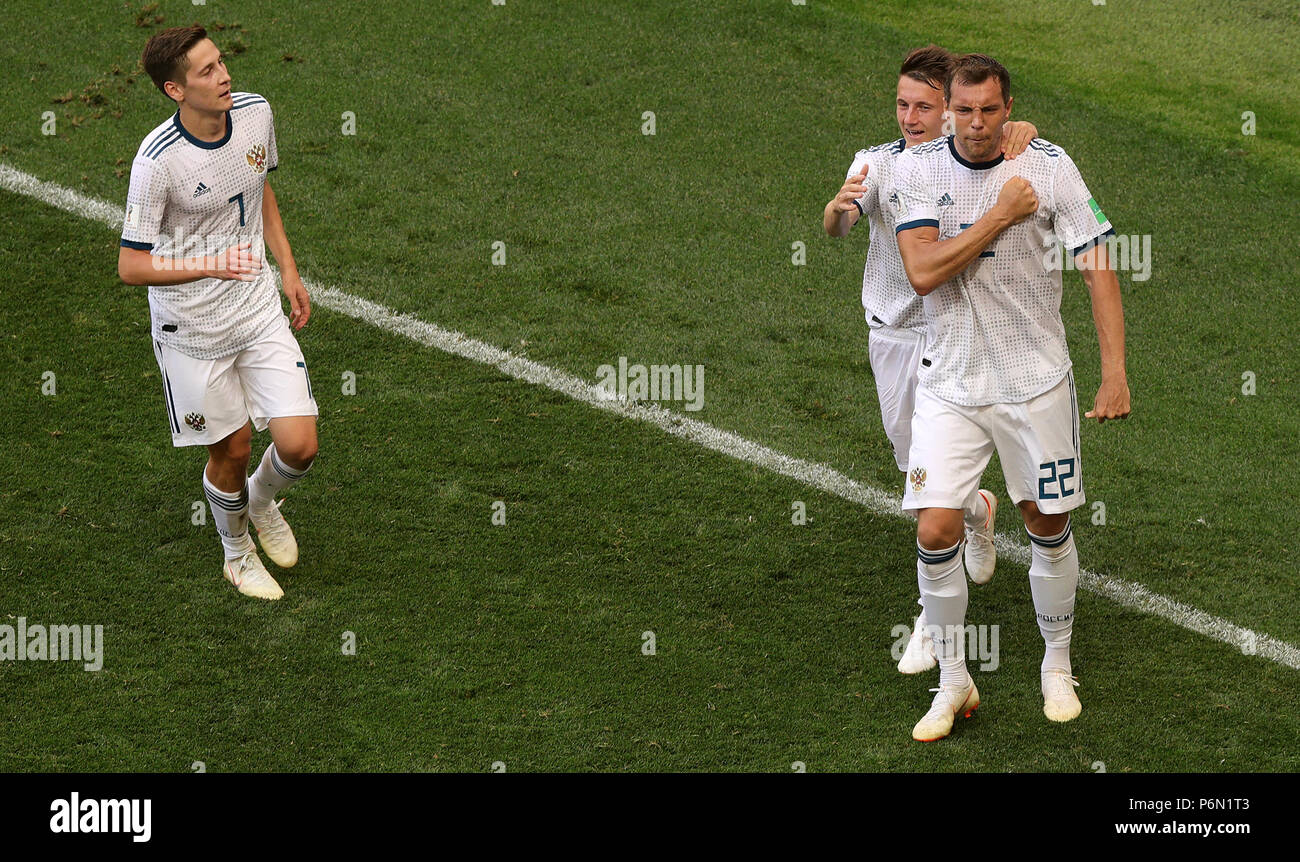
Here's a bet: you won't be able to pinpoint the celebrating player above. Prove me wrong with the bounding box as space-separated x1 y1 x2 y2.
117 26 318 600
823 45 1039 674
891 54 1130 740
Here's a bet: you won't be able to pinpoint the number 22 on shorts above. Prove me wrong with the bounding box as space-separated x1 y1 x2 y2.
1038 458 1077 500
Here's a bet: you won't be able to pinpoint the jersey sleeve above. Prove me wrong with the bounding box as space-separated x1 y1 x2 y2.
891 151 938 234
844 150 878 217
120 155 169 251
1052 150 1113 257
266 102 279 172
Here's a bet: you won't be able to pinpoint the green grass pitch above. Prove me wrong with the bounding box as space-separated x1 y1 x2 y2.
0 0 1297 771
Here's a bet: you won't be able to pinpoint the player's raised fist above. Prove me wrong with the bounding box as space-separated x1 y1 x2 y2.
833 166 869 213
995 177 1038 224
207 242 262 282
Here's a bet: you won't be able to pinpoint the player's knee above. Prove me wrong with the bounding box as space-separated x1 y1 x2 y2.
1018 500 1066 536
917 514 963 550
288 442 318 467
278 435 317 467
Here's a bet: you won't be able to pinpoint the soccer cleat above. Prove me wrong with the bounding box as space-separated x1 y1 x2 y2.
223 552 284 600
897 613 937 674
912 678 980 742
249 496 299 568
1041 669 1082 722
964 489 998 585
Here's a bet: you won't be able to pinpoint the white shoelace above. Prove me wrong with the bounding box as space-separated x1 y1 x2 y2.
925 683 971 715
1042 671 1080 695
253 499 290 537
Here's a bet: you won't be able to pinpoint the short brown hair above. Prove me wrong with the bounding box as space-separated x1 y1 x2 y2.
899 45 955 91
142 25 208 101
946 53 1011 105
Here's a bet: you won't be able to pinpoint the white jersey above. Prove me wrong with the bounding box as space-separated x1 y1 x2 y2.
121 92 283 360
891 136 1113 406
844 139 924 331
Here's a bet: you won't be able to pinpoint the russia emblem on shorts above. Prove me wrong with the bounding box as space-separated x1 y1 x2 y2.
909 466 926 492
245 143 267 173
184 412 207 432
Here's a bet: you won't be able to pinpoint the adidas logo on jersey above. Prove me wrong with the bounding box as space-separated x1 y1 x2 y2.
193 182 211 198
937 192 954 207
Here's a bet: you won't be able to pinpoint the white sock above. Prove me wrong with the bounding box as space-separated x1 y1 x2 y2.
248 444 311 513
202 472 255 559
962 489 990 533
916 540 969 688
1027 519 1078 675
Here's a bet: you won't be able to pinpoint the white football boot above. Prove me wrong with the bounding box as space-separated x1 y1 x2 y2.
1041 669 1082 722
897 612 937 674
964 489 998 585
912 677 980 742
249 495 299 568
223 551 284 600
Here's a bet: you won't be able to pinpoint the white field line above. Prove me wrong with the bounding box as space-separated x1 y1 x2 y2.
5 161 1297 671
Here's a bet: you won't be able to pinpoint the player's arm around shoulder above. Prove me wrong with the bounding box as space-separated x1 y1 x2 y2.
1000 120 1039 160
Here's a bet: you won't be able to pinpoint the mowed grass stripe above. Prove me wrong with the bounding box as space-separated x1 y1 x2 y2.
3 161 1297 673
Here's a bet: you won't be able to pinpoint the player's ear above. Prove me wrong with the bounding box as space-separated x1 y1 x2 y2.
1005 95 1013 117
164 79 184 104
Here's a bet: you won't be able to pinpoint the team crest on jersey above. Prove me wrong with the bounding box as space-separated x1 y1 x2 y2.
909 466 927 492
245 143 267 174
184 412 207 432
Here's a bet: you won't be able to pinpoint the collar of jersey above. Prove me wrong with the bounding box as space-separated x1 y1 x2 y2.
171 110 233 150
947 135 1003 170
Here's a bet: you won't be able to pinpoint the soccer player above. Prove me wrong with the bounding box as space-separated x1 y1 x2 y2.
117 26 318 601
891 54 1130 740
823 45 1040 674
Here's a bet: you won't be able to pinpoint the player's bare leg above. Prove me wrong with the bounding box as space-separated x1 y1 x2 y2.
1019 500 1081 722
912 507 978 740
205 422 252 494
203 423 282 600
247 416 318 568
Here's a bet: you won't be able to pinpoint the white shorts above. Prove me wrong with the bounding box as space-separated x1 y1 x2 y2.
868 322 926 472
903 372 1084 515
152 316 319 448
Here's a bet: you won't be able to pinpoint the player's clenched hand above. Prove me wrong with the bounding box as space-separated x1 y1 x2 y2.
1000 121 1039 160
994 177 1038 224
1086 377 1130 423
831 166 869 213
283 273 311 330
206 242 262 282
